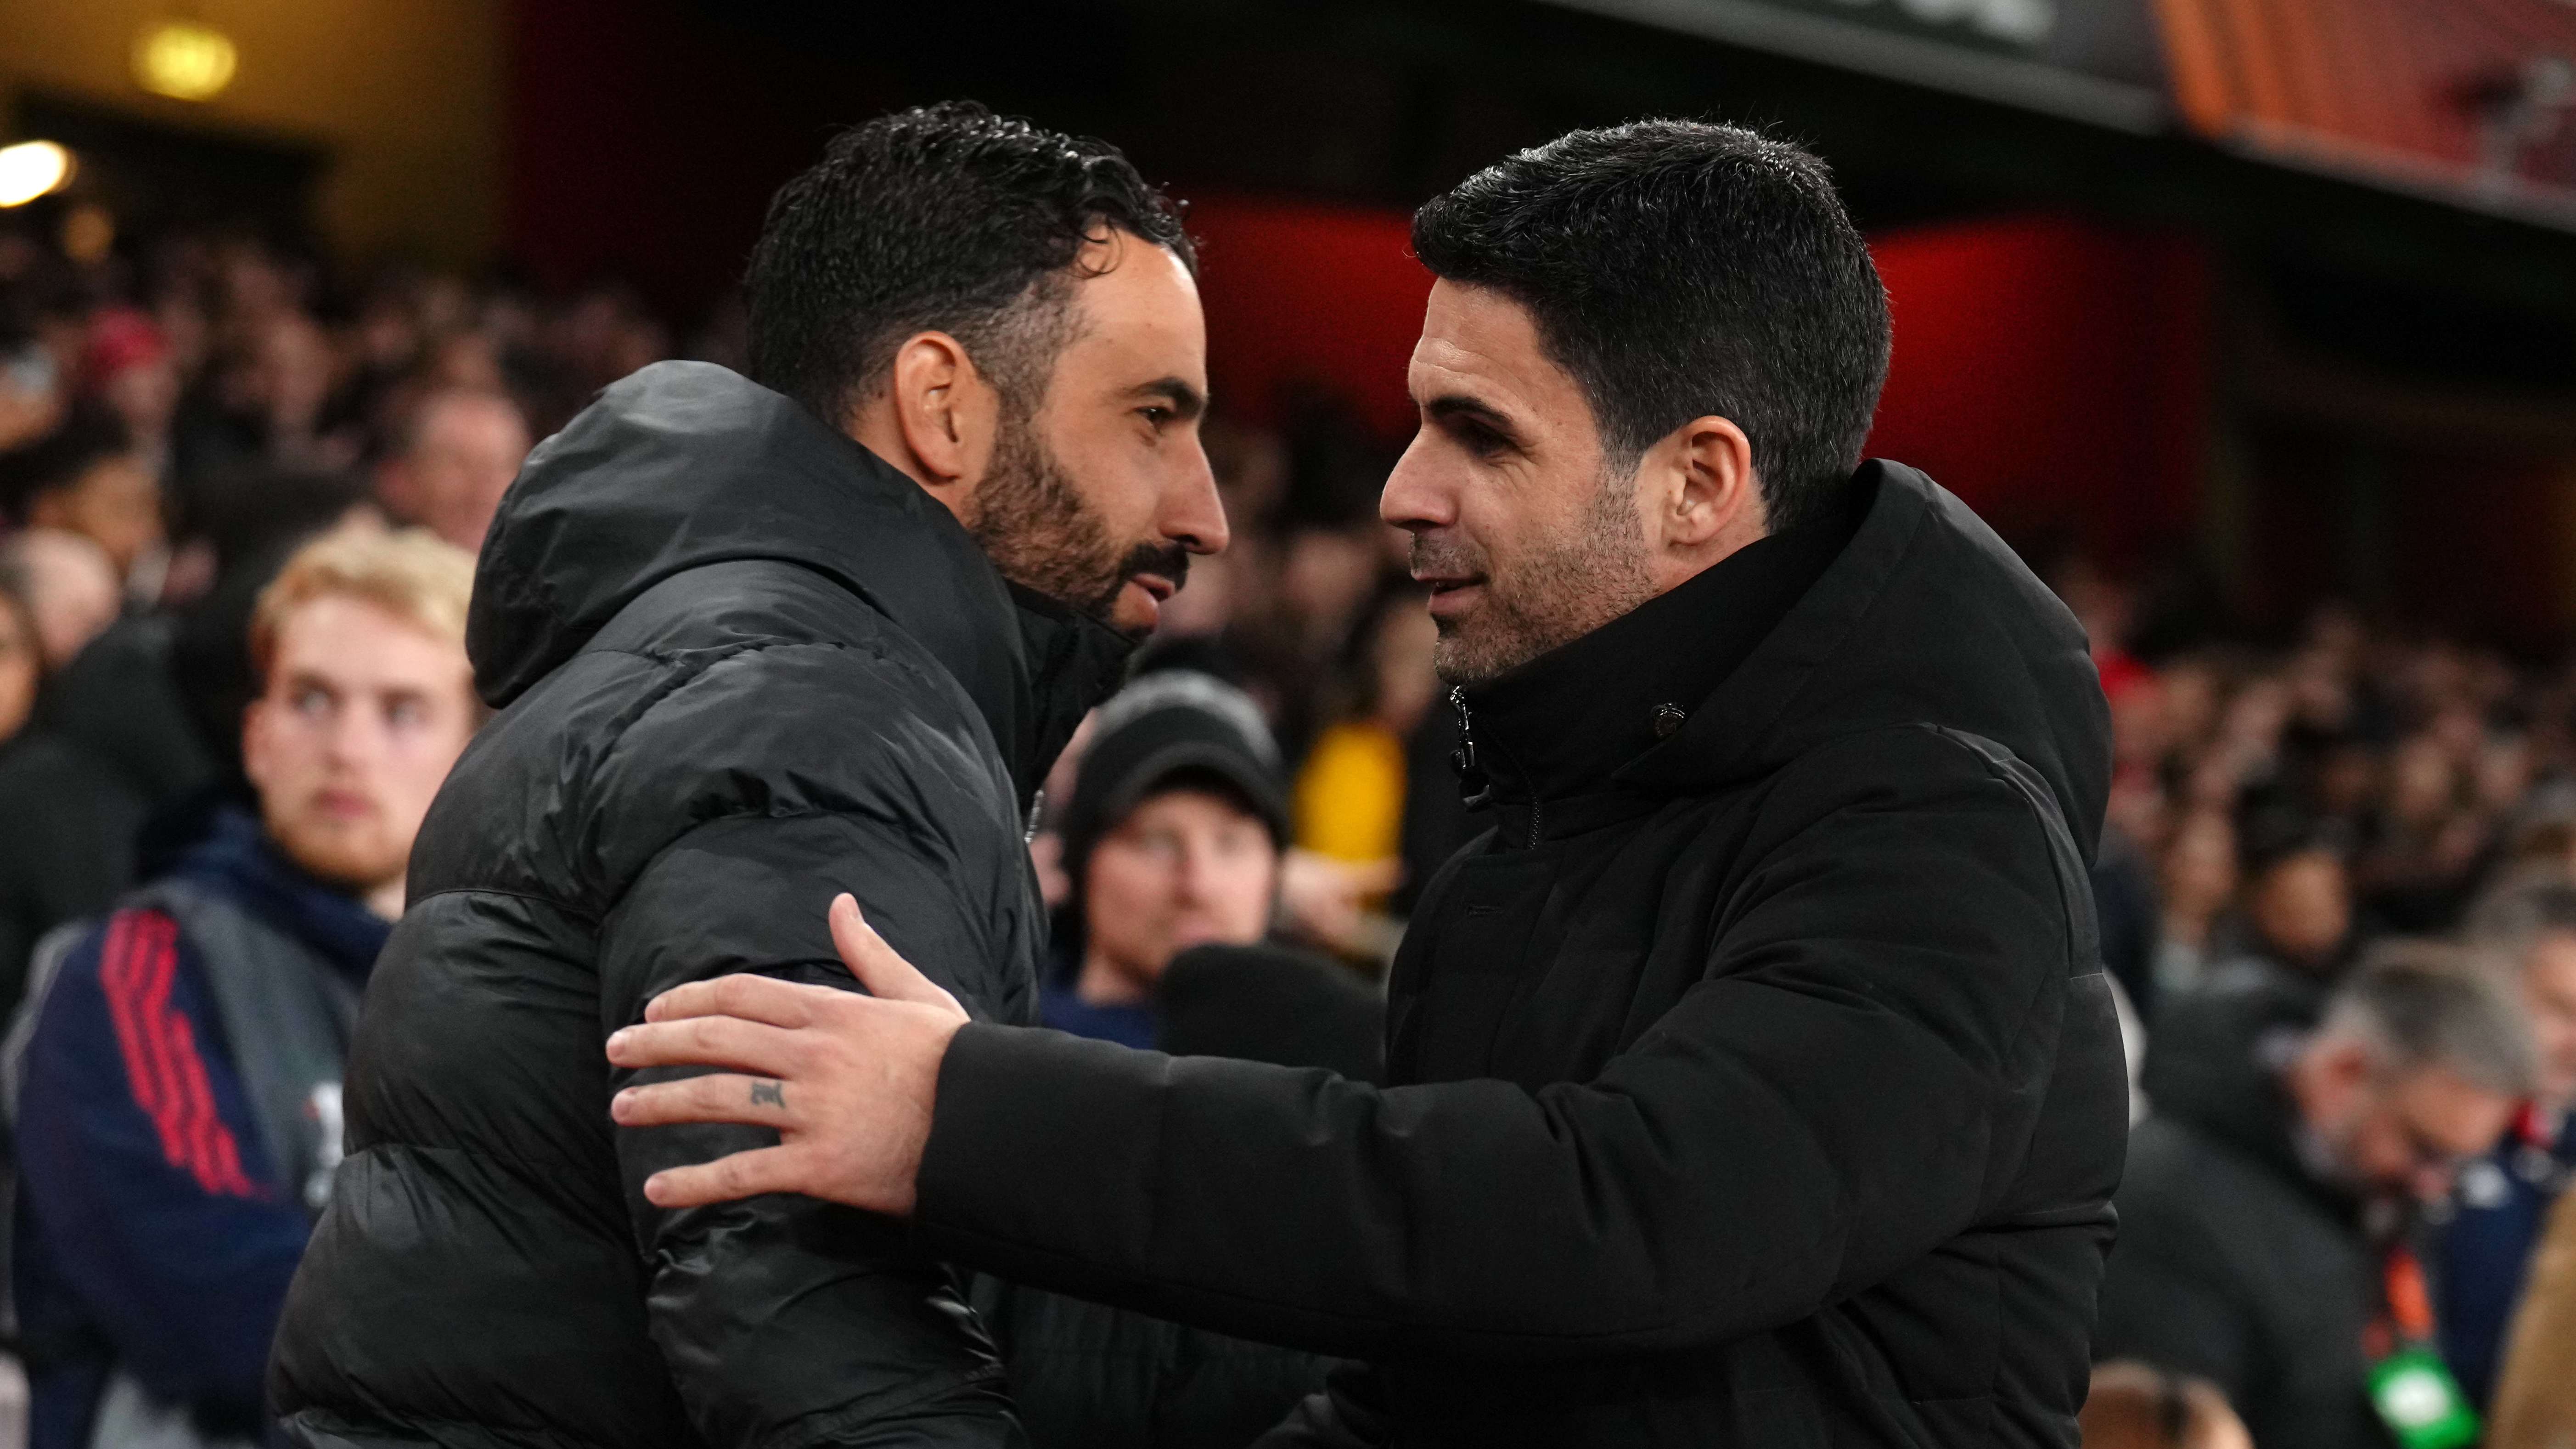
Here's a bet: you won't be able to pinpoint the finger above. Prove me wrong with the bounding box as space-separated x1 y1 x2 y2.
642 1144 813 1208
610 1072 794 1129
607 1014 803 1075
828 895 956 1009
644 972 828 1027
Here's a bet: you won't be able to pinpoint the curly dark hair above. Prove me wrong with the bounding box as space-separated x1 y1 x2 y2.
744 101 1192 429
1412 120 1891 533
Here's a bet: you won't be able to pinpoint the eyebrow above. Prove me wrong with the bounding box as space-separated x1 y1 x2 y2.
1131 376 1207 422
1422 392 1527 446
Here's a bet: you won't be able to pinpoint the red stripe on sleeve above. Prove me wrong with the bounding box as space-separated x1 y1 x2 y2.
100 912 188 1169
99 910 262 1198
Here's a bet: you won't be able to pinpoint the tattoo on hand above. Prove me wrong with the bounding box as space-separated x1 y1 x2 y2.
750 1079 785 1109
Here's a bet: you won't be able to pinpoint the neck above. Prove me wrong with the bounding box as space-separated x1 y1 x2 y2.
846 404 973 527
1074 946 1152 1006
365 876 406 921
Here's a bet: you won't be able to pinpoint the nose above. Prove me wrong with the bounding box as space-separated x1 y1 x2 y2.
1165 438 1229 557
1379 431 1454 535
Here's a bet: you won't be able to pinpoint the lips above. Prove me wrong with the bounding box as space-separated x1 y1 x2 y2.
1132 573 1177 604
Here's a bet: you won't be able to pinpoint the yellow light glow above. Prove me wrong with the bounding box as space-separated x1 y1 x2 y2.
134 20 238 101
0 142 74 208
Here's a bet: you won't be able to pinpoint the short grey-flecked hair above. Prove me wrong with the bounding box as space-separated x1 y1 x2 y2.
2319 940 2539 1099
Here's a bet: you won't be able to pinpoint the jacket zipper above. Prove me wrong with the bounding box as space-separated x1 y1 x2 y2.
1450 687 1543 848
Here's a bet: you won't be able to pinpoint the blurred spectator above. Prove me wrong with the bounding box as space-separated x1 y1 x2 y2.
2079 1361 2254 1449
373 388 530 553
79 309 180 479
1 531 117 671
2230 817 2359 989
1289 587 1439 957
0 551 151 1020
2155 808 2239 998
974 668 1373 1449
0 333 61 453
9 527 478 1449
1043 670 1294 1048
0 407 162 585
2095 946 2535 1449
2432 881 2576 1408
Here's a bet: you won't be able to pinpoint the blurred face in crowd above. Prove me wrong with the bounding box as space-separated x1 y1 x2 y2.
28 451 161 578
244 312 336 439
2292 1037 2517 1203
2160 810 2238 927
243 594 478 917
925 231 1226 639
2522 930 2576 1110
1081 784 1279 1000
1383 282 1659 684
378 390 532 553
7 528 119 669
2250 849 2350 975
0 593 38 744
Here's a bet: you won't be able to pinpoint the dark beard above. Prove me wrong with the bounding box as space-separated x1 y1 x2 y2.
968 419 1188 635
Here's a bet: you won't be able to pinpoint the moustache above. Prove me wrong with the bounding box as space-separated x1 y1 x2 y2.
1119 541 1191 593
1408 533 1484 580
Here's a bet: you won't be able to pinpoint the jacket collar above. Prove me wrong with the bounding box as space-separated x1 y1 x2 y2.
1455 491 1856 843
173 807 392 979
468 362 1133 800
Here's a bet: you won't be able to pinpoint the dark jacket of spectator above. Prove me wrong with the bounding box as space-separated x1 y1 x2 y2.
906 463 2129 1448
0 729 147 1018
2093 969 2390 1449
2433 1105 2576 1409
11 806 386 1449
268 362 1132 1448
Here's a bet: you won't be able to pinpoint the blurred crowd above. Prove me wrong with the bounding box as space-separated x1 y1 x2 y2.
5 207 2576 1447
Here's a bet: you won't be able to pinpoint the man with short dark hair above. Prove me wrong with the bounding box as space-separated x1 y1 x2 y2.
612 120 2127 1447
268 103 1225 1448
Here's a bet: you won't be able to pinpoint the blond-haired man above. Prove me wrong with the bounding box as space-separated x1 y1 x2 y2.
11 526 477 1449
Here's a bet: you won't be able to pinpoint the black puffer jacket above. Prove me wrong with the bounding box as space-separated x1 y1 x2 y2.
908 462 2130 1446
269 361 1130 1449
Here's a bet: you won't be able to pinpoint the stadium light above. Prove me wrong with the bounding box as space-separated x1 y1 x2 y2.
0 142 74 209
134 19 239 101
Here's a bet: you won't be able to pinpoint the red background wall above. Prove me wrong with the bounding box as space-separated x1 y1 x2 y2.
1185 205 2213 568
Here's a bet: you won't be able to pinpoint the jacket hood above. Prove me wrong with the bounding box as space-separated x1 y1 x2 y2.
1619 460 2112 857
468 361 1133 797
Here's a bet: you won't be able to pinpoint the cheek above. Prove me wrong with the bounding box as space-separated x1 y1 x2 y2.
1086 854 1171 922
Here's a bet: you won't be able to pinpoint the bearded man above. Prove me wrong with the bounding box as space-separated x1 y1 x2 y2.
608 120 2129 1448
267 103 1224 1449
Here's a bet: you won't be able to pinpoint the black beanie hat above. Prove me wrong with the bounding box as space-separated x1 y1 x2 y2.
1057 670 1289 893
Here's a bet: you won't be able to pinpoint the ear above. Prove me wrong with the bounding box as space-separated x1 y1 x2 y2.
1646 414 1765 553
885 331 1001 496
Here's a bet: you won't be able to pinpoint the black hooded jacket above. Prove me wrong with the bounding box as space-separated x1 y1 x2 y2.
268 362 1130 1449
907 462 2130 1447
2094 968 2393 1449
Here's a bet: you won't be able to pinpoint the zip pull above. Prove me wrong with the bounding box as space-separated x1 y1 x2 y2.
1448 686 1494 810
